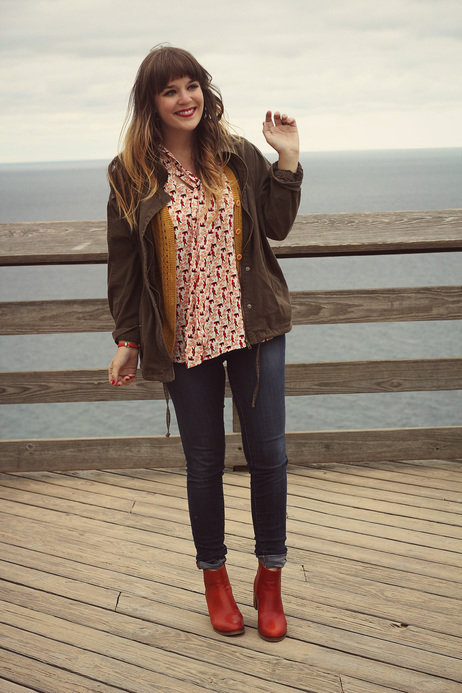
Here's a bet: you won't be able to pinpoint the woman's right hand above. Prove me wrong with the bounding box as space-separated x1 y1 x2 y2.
108 347 138 386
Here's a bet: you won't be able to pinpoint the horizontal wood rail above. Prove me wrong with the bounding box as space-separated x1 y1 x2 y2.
2 428 461 472
1 211 461 471
1 359 461 404
1 286 462 335
1 209 462 265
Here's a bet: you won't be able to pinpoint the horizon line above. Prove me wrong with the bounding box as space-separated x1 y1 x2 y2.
1 145 461 167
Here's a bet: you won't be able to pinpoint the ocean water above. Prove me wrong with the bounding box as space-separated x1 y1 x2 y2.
0 148 461 439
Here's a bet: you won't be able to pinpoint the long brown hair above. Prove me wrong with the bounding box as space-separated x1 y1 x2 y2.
108 45 234 228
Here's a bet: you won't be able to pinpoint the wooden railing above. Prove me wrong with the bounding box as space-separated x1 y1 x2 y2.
1 209 462 472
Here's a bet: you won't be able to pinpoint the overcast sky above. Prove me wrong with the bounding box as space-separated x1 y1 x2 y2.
1 0 461 162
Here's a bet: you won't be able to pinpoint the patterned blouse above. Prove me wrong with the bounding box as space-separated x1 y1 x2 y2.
160 147 247 368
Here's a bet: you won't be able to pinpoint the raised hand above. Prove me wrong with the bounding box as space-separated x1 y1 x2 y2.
262 110 299 172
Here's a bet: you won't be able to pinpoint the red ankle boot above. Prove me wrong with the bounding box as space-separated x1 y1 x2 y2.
203 564 244 636
253 562 287 641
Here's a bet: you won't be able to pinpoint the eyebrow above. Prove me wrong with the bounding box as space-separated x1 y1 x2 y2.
162 78 197 90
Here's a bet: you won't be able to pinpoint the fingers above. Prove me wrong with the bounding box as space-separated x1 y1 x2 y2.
263 110 296 128
109 370 137 386
108 363 137 386
274 111 296 126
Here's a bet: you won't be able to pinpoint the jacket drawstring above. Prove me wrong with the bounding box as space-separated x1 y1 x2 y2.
163 383 171 437
251 342 261 408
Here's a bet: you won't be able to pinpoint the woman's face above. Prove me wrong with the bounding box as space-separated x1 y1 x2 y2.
154 76 204 140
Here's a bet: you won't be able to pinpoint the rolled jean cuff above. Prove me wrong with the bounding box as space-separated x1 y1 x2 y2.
197 557 226 570
257 554 287 569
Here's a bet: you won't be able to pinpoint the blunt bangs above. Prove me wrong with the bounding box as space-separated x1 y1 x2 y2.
146 47 210 95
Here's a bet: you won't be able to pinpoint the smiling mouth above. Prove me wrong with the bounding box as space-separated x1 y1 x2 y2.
175 107 196 117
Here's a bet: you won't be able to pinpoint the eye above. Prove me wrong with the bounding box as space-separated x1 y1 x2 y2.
188 82 200 91
163 88 176 97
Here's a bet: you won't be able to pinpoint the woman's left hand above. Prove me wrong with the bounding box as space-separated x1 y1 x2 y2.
262 110 299 172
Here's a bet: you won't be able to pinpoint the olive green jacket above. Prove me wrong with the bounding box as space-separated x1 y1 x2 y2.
107 137 303 382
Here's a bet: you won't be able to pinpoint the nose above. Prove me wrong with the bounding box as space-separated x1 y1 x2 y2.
178 89 191 104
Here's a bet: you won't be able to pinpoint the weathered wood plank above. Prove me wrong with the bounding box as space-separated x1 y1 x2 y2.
0 297 112 334
298 561 462 623
0 368 164 402
1 210 461 265
0 677 39 693
0 560 119 610
0 471 135 511
309 462 462 492
0 434 188 472
0 650 122 693
0 220 107 265
1 427 461 472
287 480 462 528
397 458 462 471
1 358 461 404
284 428 462 465
273 209 462 257
290 285 462 324
288 496 462 539
290 464 462 501
339 677 406 693
338 458 462 479
1 285 461 334
0 622 205 693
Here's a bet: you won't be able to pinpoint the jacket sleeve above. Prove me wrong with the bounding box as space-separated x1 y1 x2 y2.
107 190 142 345
243 139 303 241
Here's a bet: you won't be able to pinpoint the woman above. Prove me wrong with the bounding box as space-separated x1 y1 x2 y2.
107 45 302 641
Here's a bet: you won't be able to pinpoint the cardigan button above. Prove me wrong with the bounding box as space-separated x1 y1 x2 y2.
235 200 241 206
236 253 242 260
235 228 241 234
247 303 252 310
245 266 250 272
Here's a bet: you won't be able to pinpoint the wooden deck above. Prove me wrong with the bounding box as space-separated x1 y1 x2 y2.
0 460 461 692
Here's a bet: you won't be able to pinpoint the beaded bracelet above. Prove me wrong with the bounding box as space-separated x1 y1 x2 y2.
117 341 140 349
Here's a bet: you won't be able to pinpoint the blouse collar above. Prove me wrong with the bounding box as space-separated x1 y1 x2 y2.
159 145 201 189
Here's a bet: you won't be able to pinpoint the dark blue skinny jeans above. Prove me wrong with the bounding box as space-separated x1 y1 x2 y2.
166 334 288 569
